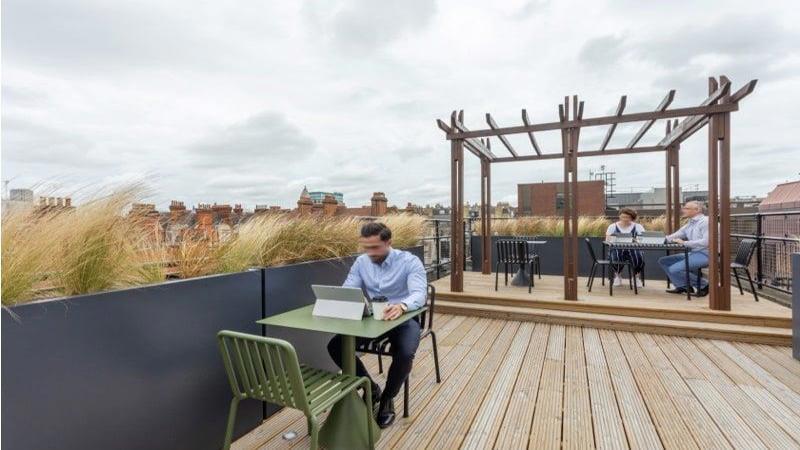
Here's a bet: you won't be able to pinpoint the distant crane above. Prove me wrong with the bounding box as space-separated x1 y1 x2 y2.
589 165 616 203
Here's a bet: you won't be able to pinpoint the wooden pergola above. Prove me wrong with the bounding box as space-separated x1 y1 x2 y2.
436 76 757 311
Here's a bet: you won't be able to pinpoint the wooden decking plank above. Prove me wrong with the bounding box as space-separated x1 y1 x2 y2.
672 337 795 449
461 322 534 449
691 338 759 386
634 333 731 450
684 379 768 450
752 344 800 375
711 340 800 413
493 323 551 449
733 342 800 394
616 332 698 450
739 384 800 445
424 321 522 449
387 319 506 449
583 328 629 450
598 329 663 450
562 326 594 450
528 324 566 450
378 317 491 448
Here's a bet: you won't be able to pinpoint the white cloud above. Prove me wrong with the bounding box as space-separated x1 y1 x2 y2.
3 0 799 210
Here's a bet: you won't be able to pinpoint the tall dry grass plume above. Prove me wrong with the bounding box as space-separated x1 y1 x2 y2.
477 215 669 237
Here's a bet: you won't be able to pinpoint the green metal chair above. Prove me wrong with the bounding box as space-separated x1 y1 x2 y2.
217 331 374 450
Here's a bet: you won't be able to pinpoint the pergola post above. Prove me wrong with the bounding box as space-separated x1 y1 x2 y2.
480 157 492 275
561 96 581 300
707 77 732 311
450 132 465 293
664 121 681 234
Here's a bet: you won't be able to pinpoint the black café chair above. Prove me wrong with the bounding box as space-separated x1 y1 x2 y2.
518 235 543 280
495 239 539 293
358 284 440 418
585 238 635 296
695 238 759 301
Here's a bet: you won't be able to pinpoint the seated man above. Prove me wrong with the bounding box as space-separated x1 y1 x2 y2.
326 221 427 428
657 201 710 296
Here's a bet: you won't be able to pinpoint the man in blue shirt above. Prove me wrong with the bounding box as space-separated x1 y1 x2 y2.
326 222 427 428
658 201 710 296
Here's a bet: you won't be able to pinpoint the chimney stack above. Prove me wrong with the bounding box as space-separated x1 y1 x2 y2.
370 192 388 216
322 194 338 217
297 193 313 215
169 200 187 223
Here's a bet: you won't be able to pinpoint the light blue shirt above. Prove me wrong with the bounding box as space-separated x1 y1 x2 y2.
667 214 709 253
343 248 427 311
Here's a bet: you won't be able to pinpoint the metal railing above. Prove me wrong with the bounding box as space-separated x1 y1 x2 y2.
730 211 799 294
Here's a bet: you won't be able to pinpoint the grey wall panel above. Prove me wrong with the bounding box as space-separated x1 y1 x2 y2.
793 253 799 360
1 270 264 450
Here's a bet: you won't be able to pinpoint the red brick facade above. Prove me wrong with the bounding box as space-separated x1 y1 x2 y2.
518 180 605 216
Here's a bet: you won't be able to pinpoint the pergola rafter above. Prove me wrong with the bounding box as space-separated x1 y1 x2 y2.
437 76 758 311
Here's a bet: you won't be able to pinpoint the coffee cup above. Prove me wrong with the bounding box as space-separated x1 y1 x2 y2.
372 300 389 320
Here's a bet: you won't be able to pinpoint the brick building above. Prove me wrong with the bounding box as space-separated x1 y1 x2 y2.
517 180 605 216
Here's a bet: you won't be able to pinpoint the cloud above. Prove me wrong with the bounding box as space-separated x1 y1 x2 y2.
1 116 111 168
578 34 626 68
185 112 316 169
304 0 438 56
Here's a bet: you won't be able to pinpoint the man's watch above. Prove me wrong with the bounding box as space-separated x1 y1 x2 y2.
399 303 408 312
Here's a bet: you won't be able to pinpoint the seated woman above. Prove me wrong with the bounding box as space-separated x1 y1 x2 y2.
605 207 646 287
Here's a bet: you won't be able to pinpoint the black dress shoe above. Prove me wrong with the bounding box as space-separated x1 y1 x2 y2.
376 398 396 429
694 286 709 297
665 286 694 294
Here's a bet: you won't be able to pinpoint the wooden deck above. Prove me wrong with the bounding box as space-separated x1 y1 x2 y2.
431 273 792 345
234 314 800 449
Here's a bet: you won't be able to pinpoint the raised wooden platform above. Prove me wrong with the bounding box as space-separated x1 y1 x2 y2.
234 314 800 449
431 272 792 345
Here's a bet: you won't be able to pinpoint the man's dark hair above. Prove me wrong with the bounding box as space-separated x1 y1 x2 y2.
361 222 392 241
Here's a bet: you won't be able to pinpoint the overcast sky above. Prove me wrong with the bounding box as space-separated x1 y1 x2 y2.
2 0 799 210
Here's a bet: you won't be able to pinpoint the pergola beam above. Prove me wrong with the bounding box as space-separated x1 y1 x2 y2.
600 96 627 151
485 114 518 157
627 90 676 148
446 102 738 139
659 80 734 146
491 145 664 163
521 109 542 155
450 111 497 160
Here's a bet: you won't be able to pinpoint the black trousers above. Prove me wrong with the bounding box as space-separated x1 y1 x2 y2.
327 318 421 401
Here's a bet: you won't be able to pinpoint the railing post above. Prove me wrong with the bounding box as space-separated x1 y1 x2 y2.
756 212 763 289
434 220 441 280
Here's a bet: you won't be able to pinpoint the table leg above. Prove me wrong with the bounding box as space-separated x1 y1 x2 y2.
318 335 381 449
684 250 691 301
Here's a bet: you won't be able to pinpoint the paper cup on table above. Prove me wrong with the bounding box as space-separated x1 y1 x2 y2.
372 301 388 320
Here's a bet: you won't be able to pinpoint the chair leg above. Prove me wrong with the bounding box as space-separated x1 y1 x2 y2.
528 262 533 293
601 265 606 286
362 384 375 450
588 263 596 292
609 266 613 297
378 353 383 374
733 267 744 295
309 416 320 450
431 331 441 383
495 261 500 291
531 262 535 287
537 259 542 279
629 264 638 295
744 268 759 302
403 378 410 418
222 397 240 450
504 263 509 285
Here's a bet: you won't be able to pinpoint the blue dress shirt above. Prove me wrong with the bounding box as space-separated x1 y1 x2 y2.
666 214 709 253
342 248 427 311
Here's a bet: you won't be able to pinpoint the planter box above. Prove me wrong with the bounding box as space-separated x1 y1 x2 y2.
1 245 426 450
1 270 264 450
470 236 668 280
793 253 799 360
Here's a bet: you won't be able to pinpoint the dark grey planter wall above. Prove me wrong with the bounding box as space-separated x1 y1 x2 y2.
1 270 263 450
792 253 799 360
470 236 667 280
262 246 425 375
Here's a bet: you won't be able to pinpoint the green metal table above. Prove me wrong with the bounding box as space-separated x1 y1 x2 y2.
257 304 426 449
